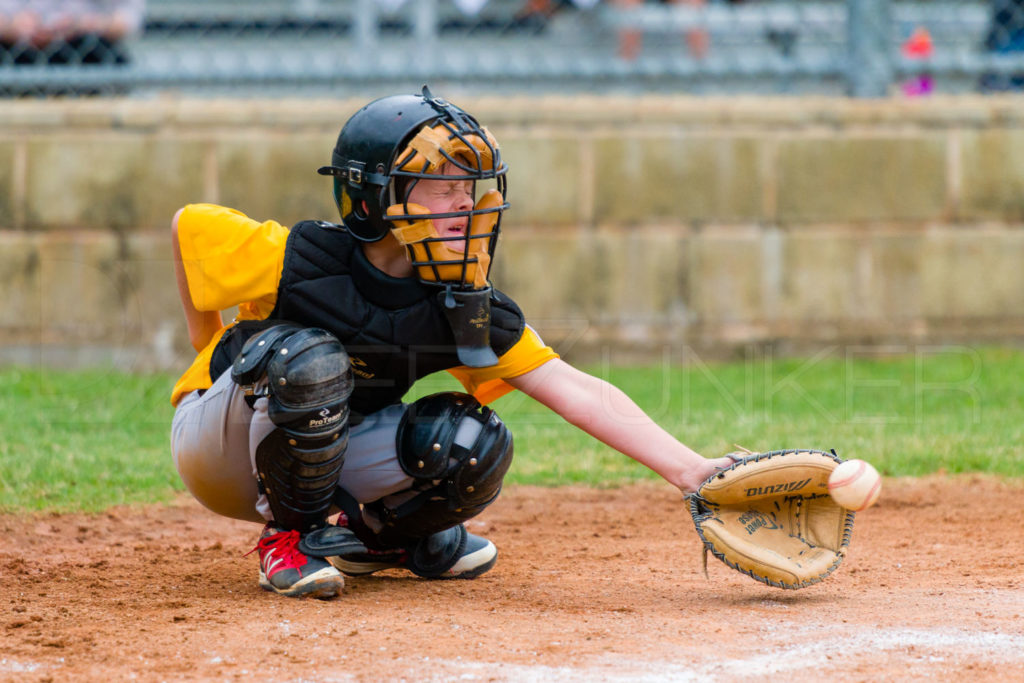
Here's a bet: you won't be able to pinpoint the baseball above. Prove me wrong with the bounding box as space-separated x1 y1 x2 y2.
828 459 882 511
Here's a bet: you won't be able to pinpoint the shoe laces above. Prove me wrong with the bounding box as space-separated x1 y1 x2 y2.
249 528 309 578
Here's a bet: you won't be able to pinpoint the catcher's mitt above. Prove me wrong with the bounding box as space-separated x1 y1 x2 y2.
688 449 856 589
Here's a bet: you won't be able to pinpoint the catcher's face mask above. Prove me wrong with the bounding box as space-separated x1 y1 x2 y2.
317 87 508 367
383 93 508 368
384 102 507 292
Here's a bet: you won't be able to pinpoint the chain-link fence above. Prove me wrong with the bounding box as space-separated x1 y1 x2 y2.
2 0 1024 98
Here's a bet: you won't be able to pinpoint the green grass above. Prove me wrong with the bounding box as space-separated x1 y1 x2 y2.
2 347 1022 513
410 346 1024 485
0 368 180 513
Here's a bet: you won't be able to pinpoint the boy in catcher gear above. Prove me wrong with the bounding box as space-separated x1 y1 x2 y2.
170 86 733 599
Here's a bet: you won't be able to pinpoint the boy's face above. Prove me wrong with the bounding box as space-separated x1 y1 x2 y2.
404 162 474 252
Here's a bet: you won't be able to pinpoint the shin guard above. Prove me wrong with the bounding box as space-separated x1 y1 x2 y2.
233 324 352 532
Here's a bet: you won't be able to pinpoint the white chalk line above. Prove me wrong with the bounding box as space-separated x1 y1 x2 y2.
0 658 41 673
410 624 1024 682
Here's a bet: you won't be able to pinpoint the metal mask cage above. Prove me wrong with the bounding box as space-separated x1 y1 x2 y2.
389 176 508 288
380 98 510 289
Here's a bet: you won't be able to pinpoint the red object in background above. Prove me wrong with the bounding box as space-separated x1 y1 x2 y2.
902 27 934 59
901 27 934 96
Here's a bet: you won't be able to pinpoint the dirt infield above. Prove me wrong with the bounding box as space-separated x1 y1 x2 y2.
3 476 1023 682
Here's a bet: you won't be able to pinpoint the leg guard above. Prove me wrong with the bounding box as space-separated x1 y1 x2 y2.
232 324 352 532
370 392 513 547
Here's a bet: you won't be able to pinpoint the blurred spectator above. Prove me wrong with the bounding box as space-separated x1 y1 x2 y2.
901 26 935 96
512 0 583 32
985 0 1024 52
981 0 1024 90
0 0 145 67
613 0 708 62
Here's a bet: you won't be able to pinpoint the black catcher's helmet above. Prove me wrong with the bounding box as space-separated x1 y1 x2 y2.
318 86 508 292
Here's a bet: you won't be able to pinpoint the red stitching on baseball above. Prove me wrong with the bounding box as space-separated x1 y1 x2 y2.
854 476 882 511
828 460 865 490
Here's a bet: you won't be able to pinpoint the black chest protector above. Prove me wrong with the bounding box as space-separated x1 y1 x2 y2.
211 220 524 418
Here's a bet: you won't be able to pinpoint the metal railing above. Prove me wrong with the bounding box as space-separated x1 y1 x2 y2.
2 0 1024 98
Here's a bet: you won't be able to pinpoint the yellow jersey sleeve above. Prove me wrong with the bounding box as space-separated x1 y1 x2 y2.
170 325 231 406
171 204 290 406
177 203 290 312
447 325 559 405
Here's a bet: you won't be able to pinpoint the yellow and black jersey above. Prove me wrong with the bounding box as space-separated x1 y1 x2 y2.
171 203 557 409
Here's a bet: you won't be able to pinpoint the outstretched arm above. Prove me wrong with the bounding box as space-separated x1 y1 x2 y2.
172 208 223 352
506 358 730 493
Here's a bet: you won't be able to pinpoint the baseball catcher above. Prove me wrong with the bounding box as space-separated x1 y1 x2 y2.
688 449 856 589
170 86 736 600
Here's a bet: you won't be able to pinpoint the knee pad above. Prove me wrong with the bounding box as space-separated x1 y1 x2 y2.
232 323 353 532
370 392 513 544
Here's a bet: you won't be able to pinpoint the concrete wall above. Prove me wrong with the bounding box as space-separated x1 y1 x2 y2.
2 96 1024 369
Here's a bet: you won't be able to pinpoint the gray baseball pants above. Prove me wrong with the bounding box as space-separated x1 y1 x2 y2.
170 369 414 525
